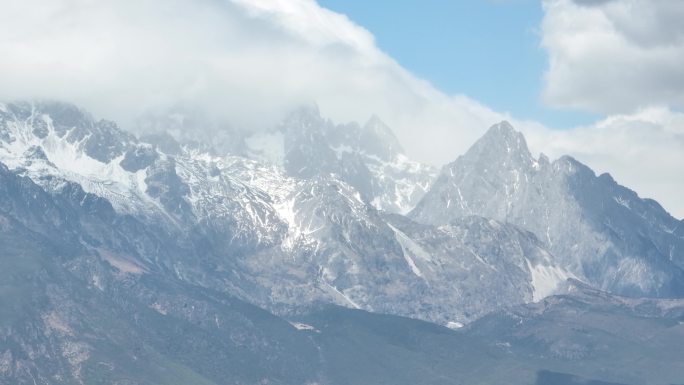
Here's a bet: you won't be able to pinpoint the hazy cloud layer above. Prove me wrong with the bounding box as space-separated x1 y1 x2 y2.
542 0 684 113
0 0 681 217
0 0 503 165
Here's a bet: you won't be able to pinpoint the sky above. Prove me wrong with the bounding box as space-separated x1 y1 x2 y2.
0 0 682 218
318 0 598 128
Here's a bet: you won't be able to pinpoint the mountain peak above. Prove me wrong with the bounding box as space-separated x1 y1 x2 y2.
360 115 404 159
1 101 93 138
489 120 515 133
364 114 385 128
460 121 532 166
281 104 325 136
33 100 95 133
482 121 527 149
287 103 321 121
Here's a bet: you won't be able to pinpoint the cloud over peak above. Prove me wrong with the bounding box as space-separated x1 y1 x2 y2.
0 0 505 166
0 0 681 217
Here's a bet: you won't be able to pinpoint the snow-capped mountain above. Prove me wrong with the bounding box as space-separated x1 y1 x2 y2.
272 105 436 214
235 174 572 324
2 101 684 385
411 121 684 298
141 104 437 215
0 101 573 326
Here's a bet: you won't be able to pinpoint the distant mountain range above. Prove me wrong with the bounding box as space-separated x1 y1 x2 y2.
411 121 684 298
1 101 683 384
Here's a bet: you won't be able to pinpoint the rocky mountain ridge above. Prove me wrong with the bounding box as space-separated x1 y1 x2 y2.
411 121 684 298
2 101 684 384
0 101 577 326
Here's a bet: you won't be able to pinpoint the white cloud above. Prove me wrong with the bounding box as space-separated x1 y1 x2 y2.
0 0 681 217
0 0 503 165
541 0 684 114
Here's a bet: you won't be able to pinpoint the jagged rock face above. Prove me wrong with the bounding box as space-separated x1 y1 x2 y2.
1 102 681 320
0 102 570 326
2 102 684 384
233 173 574 324
0 101 135 163
411 121 684 298
120 144 158 172
676 219 684 237
139 131 183 155
145 156 194 220
0 166 322 384
1 102 287 252
1 167 681 384
379 214 574 322
0 120 581 385
242 105 437 214
137 105 436 215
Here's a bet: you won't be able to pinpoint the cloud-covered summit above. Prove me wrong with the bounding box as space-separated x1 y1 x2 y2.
0 0 681 217
0 0 502 166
